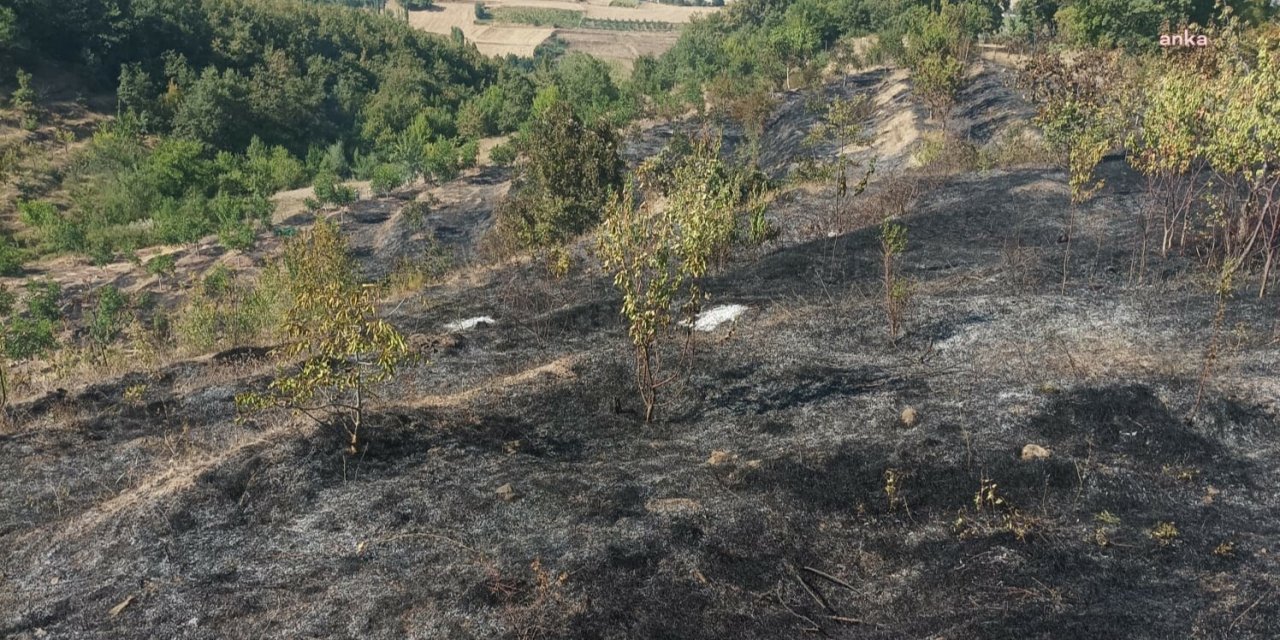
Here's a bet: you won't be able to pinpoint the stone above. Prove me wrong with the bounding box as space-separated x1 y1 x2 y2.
707 450 736 466
1021 444 1051 461
496 483 518 502
900 406 919 427
644 498 701 514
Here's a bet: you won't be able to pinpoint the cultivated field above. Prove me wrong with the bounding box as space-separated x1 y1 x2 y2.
404 2 554 57
405 0 719 61
484 0 715 22
555 29 682 69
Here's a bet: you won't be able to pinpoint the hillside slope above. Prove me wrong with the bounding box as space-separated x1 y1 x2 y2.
2 63 1279 639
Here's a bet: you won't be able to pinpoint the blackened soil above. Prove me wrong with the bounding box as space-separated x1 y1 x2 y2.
2 68 1279 640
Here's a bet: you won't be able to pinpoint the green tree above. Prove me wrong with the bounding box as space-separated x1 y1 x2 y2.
495 99 623 248
89 285 127 358
237 221 410 454
553 52 623 123
598 137 744 422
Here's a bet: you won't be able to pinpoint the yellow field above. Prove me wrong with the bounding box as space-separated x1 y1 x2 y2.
404 0 721 61
556 29 682 69
405 3 554 57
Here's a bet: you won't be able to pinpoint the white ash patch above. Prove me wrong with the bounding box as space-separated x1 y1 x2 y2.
445 316 495 332
684 304 748 332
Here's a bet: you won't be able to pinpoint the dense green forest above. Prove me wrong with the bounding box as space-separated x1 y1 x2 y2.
1 0 629 264
1 0 1276 270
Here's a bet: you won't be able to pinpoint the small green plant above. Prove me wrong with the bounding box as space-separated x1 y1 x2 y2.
880 218 912 340
89 285 128 356
202 265 234 297
11 69 39 126
488 140 517 166
313 171 357 206
217 220 256 251
0 235 23 276
369 163 407 196
745 192 778 247
145 253 178 277
1150 521 1179 547
24 280 61 323
237 221 410 453
598 138 741 422
123 383 148 405
0 285 14 316
883 468 906 511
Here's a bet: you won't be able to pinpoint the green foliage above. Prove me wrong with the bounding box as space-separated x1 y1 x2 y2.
402 0 434 8
0 7 15 53
880 217 912 339
1018 49 1130 202
2 280 62 361
644 0 930 103
236 221 410 453
370 163 408 195
495 100 624 249
0 236 23 276
175 266 288 354
11 69 38 122
89 285 127 351
217 219 257 251
490 7 583 27
885 2 987 124
553 53 630 123
24 280 61 323
145 253 178 277
1054 0 1171 50
488 140 518 166
3 317 56 360
0 285 13 317
313 171 358 206
598 136 751 421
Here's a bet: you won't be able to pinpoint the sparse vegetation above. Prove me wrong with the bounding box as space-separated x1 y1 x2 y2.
599 136 747 421
880 217 911 340
236 221 410 454
493 99 624 252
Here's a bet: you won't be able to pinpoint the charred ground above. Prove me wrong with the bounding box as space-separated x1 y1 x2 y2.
2 64 1279 639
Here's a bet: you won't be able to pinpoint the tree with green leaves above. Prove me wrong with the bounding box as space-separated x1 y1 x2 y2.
495 99 623 250
237 220 410 454
598 136 747 422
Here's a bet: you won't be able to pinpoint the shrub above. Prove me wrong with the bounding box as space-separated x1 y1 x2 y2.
175 266 287 354
25 280 61 323
494 100 623 249
0 285 13 317
880 218 912 341
488 140 517 166
370 163 407 196
237 221 410 453
598 138 743 422
3 316 56 360
89 285 128 354
218 220 257 251
313 171 357 206
17 199 56 228
11 69 38 124
145 253 178 277
0 236 22 276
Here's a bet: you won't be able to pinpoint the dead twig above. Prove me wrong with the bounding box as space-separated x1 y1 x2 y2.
788 563 835 614
802 566 857 593
1229 586 1275 632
